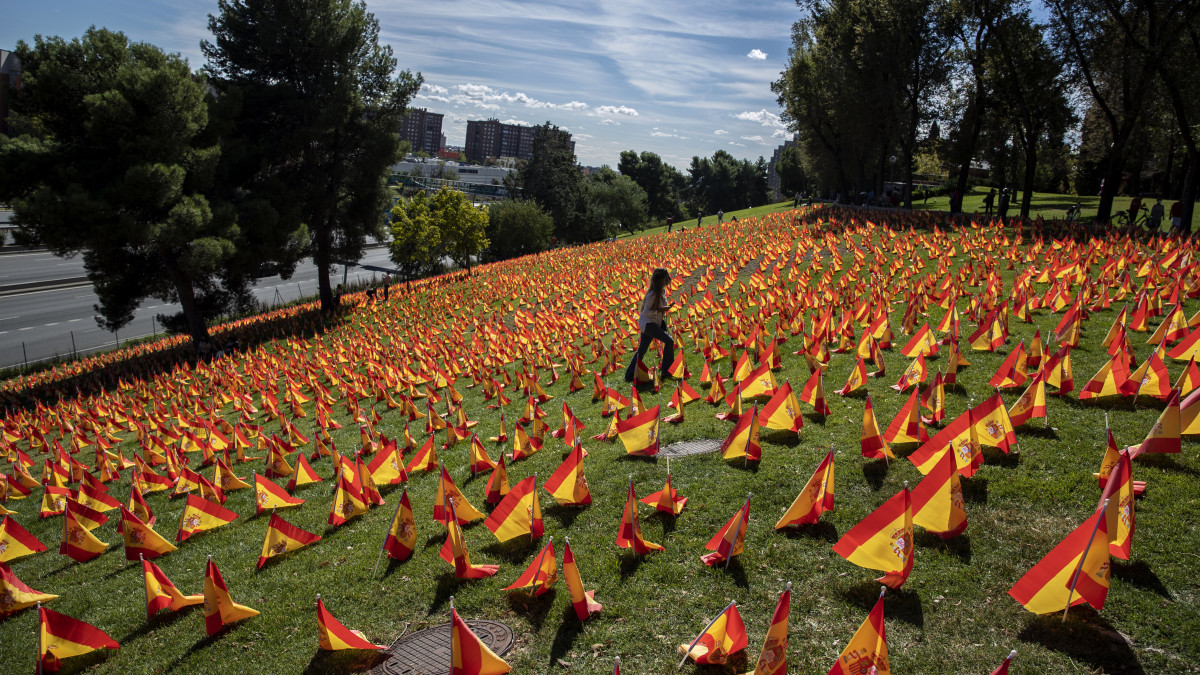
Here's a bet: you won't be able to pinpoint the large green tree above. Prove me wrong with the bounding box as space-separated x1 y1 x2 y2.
0 28 240 344
387 191 440 282
508 123 585 241
203 0 422 311
429 187 488 273
485 199 553 261
580 166 649 239
617 150 685 222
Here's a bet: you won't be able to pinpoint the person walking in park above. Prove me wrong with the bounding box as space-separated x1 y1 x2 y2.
1128 194 1143 225
667 216 674 233
983 189 996 217
1170 200 1184 233
625 268 676 383
717 210 724 223
1149 198 1164 232
998 188 1010 221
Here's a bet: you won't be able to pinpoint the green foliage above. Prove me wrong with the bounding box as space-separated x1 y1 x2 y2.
509 122 585 241
580 166 649 239
687 150 770 214
203 0 422 310
775 144 807 196
429 187 488 272
387 191 440 281
484 198 553 261
0 27 241 342
617 150 686 222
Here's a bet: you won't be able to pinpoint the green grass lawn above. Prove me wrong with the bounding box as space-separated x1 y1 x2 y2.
911 186 1200 231
2 206 1198 674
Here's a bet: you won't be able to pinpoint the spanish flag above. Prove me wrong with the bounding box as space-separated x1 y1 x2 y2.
543 443 592 506
328 473 368 526
258 512 321 568
562 538 602 621
861 395 893 460
615 479 663 553
0 515 47 563
39 485 70 518
468 434 497 475
380 488 418 561
404 435 439 473
701 494 750 566
204 556 259 635
615 405 661 457
678 600 747 665
434 465 485 525
972 393 1017 452
176 494 238 543
908 409 982 477
509 423 541 461
758 380 804 432
1129 388 1181 457
142 557 202 617
60 509 108 562
503 538 557 596
38 605 120 672
1008 504 1110 615
484 454 510 505
484 475 543 542
439 498 499 579
1079 351 1131 400
450 605 511 674
836 357 868 396
747 583 791 675
254 473 304 514
119 506 176 561
832 484 913 589
1008 368 1047 427
720 404 761 462
317 595 384 650
0 561 57 617
640 468 687 515
910 447 967 538
1100 450 1135 559
288 452 325 490
776 448 835 528
798 368 832 415
828 588 889 675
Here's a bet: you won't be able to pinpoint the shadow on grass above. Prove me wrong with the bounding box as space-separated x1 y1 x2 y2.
120 604 200 643
862 458 889 490
506 587 557 631
762 430 802 448
961 476 988 504
50 648 116 675
915 530 971 565
544 504 584 528
646 510 679 535
1133 455 1200 477
382 554 414 578
981 447 1020 469
889 442 921 459
101 557 140 581
480 536 538 563
713 556 750 589
802 411 827 426
427 573 466 616
1018 612 1146 675
618 551 647 578
842 581 924 628
549 604 586 667
422 532 444 550
780 520 839 543
1112 559 1173 600
723 458 761 473
1016 424 1059 439
304 648 386 674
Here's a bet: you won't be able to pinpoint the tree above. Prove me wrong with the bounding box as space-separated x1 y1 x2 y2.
580 167 648 239
388 191 440 282
485 199 553 261
775 144 807 196
429 187 488 273
203 0 422 312
617 150 686 222
0 28 238 345
509 123 584 241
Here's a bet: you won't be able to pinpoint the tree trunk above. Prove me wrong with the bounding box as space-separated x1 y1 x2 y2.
1020 136 1037 219
315 221 334 311
953 105 985 214
160 252 210 347
903 144 915 210
1096 138 1126 223
1181 152 1197 234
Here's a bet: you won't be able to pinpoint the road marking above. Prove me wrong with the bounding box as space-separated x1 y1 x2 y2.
45 322 60 326
18 326 33 331
68 318 82 323
0 315 20 321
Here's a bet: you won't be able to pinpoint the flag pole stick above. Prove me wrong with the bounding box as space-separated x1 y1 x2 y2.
36 600 43 675
677 600 738 668
531 472 537 544
724 493 751 571
372 494 405 578
1062 499 1109 623
526 536 552 595
613 655 620 674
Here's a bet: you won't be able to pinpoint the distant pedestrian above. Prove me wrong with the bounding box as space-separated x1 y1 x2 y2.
697 212 704 226
1170 200 1184 233
382 273 391 301
1128 194 1143 224
1149 199 1164 232
998 188 1010 221
667 216 674 233
717 210 724 223
793 193 799 208
983 189 996 218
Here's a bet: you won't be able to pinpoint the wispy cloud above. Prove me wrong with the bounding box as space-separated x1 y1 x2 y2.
735 109 786 130
747 49 767 60
713 129 728 135
596 105 640 117
741 135 765 143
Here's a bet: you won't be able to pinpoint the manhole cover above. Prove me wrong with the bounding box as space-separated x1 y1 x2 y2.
371 620 514 675
660 438 722 457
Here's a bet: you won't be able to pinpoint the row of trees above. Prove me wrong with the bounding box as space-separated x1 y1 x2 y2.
0 0 421 345
773 0 1200 225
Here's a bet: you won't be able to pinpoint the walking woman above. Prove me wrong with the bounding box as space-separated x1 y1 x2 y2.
625 268 676 382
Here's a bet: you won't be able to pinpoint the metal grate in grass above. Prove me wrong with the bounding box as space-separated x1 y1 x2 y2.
370 620 514 675
659 438 722 457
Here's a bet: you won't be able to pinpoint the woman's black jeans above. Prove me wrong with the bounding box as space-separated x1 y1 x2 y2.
625 322 675 382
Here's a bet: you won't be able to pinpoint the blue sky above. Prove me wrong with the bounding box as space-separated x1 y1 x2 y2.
2 0 802 170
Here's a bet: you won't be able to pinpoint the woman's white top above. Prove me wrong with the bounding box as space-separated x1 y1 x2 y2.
638 289 666 331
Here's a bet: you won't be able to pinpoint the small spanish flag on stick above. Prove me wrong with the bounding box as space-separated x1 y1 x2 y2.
316 594 384 651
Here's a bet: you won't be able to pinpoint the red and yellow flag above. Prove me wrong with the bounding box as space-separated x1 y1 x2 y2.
60 509 108 562
1008 368 1047 427
329 473 368 526
678 601 747 665
1008 504 1111 615
910 446 967 538
0 561 58 617
776 448 835 528
484 475 543 542
543 443 592 506
120 506 176 561
288 452 325 490
1129 388 1181 457
258 512 322 568
0 515 48 563
254 473 305 514
828 588 889 675
204 557 259 635
721 404 762 462
861 395 893 460
747 583 791 675
972 393 1017 452
701 494 751 566
176 494 238 543
450 606 511 674
484 454 510 505
405 435 439 473
759 380 804 432
1100 450 1135 560
440 498 499 579
882 387 924 446
503 538 557 595
39 605 120 672
908 409 982 478
434 465 485 525
383 488 418 561
615 479 663 553
615 405 661 456
317 595 384 650
640 469 687 515
143 558 202 617
832 485 913 589
562 538 602 621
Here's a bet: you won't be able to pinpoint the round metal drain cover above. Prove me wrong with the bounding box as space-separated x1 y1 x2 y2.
372 620 514 675
660 438 722 457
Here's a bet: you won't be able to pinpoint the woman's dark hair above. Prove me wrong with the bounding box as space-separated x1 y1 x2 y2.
647 268 671 310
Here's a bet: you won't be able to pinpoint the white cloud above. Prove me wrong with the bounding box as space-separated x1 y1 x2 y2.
560 101 589 110
714 129 728 135
650 131 674 137
599 118 620 126
741 135 764 143
735 109 786 129
501 118 530 126
772 129 789 139
596 105 640 117
747 49 767 60
423 84 450 95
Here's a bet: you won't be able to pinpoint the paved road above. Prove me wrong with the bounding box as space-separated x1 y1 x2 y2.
0 247 397 369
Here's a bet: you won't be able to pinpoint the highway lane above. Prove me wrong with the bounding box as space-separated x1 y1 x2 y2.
0 247 397 369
